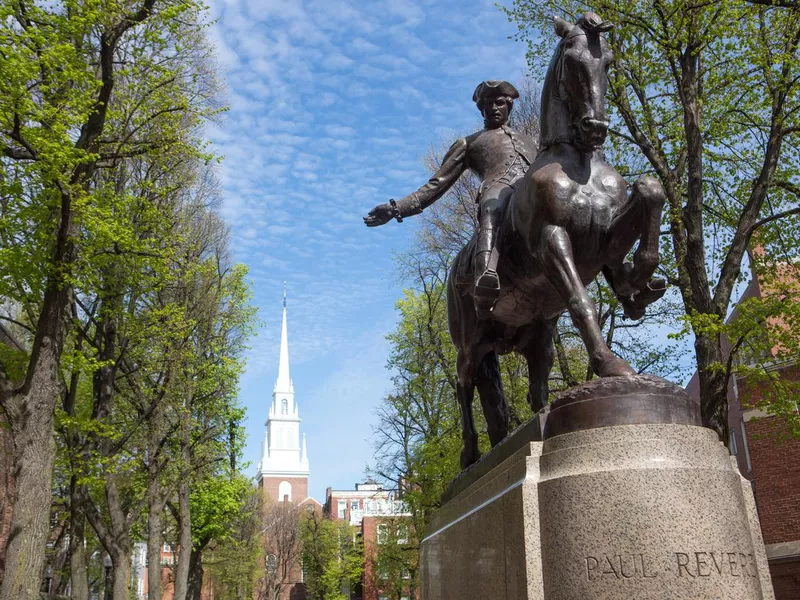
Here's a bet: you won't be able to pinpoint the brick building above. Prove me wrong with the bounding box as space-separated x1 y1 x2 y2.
687 267 800 598
324 480 414 600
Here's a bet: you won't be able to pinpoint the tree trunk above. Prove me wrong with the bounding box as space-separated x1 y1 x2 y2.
173 430 192 600
70 476 90 600
147 481 164 600
187 549 203 600
696 333 730 441
0 343 61 600
0 418 14 585
48 532 69 597
112 553 131 600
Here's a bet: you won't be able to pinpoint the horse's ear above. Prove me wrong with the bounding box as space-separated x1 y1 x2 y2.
553 16 574 38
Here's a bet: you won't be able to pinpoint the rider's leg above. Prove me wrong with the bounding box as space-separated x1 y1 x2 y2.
474 188 511 311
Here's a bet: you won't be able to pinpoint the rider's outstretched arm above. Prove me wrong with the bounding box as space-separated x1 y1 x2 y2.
394 137 468 218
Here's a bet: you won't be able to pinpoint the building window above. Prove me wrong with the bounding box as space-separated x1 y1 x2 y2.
397 523 409 544
278 481 292 503
741 419 753 472
350 500 359 512
401 567 410 579
377 523 389 544
338 500 347 519
266 553 277 575
163 543 171 553
281 399 288 415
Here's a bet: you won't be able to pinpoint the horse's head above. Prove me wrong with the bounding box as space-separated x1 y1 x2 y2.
541 12 614 151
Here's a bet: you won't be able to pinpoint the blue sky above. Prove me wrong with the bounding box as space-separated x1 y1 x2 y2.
204 0 533 501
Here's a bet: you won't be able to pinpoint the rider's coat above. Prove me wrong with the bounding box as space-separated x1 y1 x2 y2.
394 125 537 216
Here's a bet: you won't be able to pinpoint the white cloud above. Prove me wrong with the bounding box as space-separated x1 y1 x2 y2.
321 52 355 70
210 0 533 498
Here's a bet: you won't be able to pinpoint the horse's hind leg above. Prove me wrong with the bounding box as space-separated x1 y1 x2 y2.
605 175 666 297
456 350 480 468
475 351 509 447
540 225 634 378
519 319 557 414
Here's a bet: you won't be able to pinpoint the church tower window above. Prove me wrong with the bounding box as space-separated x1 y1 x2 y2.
278 480 292 502
281 399 288 415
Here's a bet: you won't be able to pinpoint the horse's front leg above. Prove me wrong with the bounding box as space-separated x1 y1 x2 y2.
604 175 666 297
540 225 635 378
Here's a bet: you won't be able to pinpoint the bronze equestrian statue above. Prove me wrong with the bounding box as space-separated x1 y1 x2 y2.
364 80 537 317
366 13 666 469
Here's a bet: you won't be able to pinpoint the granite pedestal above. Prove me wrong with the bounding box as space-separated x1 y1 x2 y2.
419 376 775 600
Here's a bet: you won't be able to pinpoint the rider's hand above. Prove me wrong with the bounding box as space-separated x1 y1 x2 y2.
363 203 394 227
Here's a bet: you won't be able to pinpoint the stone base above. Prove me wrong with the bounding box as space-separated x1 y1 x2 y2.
420 376 775 599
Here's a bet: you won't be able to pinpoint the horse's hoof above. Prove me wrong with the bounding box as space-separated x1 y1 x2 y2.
461 447 480 469
619 278 667 319
594 355 636 377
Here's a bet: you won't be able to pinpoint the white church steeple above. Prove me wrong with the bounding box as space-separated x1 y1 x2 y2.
275 285 293 396
257 289 310 499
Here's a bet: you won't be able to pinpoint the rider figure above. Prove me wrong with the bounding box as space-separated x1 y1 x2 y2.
364 80 536 316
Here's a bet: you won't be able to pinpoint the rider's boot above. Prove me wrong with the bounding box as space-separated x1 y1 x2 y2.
474 220 500 318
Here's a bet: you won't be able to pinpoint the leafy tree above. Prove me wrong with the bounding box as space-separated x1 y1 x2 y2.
0 0 217 596
197 478 262 600
258 500 304 600
301 509 363 600
503 0 800 438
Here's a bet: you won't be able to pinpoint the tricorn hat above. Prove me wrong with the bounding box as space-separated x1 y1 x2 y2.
473 80 520 108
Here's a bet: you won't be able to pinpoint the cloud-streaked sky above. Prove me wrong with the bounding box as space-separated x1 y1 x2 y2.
205 0 533 501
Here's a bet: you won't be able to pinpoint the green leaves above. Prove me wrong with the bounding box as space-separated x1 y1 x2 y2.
0 0 256 594
301 511 364 600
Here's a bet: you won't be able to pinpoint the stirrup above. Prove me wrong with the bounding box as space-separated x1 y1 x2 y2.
474 269 500 298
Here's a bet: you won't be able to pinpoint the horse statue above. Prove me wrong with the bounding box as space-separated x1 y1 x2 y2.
447 12 667 468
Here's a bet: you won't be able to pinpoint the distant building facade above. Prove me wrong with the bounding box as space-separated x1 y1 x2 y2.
325 480 414 600
687 265 800 598
131 542 215 600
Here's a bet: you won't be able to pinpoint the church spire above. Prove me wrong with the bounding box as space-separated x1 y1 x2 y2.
258 288 308 497
275 284 292 393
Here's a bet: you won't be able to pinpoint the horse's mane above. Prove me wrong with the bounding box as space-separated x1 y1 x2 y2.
539 33 573 149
